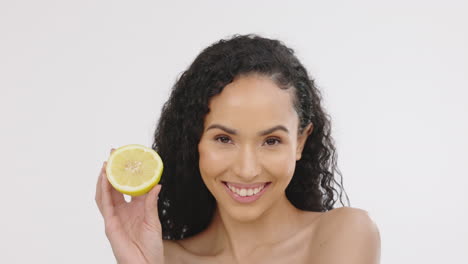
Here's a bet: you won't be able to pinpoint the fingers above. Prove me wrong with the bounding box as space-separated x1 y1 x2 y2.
96 148 123 217
105 161 126 207
131 194 146 203
101 161 118 219
95 162 106 215
144 185 162 228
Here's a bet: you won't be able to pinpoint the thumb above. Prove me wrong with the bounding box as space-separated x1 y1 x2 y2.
144 184 162 229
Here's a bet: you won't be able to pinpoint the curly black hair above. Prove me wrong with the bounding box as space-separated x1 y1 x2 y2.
152 33 349 240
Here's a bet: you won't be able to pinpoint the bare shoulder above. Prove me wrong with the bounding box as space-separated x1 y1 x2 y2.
311 207 381 264
317 207 378 231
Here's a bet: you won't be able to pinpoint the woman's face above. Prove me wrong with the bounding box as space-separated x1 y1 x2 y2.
198 74 311 222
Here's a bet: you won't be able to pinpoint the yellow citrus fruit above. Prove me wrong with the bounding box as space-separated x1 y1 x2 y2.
106 144 163 196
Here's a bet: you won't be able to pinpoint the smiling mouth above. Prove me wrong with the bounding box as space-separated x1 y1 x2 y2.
222 181 271 197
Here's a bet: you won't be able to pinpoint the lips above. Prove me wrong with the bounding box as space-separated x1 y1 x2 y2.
222 181 271 203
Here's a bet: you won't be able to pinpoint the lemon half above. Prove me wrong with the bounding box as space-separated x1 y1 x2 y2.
106 144 163 196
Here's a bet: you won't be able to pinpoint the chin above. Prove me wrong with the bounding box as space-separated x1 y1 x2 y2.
222 204 267 223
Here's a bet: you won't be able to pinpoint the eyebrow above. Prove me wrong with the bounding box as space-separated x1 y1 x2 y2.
206 124 289 136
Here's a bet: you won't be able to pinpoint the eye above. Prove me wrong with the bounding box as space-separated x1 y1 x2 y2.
264 137 281 146
215 135 232 144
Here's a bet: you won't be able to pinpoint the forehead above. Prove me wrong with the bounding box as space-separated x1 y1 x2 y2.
205 74 298 130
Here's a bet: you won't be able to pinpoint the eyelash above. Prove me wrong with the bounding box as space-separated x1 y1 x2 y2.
214 135 281 146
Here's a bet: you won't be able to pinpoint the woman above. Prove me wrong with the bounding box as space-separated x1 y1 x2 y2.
95 34 380 263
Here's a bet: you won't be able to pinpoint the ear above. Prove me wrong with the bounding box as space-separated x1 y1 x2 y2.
296 123 313 161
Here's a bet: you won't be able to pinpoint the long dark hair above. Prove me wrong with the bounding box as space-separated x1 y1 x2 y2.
152 33 349 240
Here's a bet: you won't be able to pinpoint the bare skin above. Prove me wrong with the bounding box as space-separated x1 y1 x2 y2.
96 160 164 264
164 209 323 264
96 74 380 264
164 207 379 264
163 74 380 264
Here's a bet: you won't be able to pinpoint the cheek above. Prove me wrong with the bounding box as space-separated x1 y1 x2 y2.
198 141 229 181
262 148 297 181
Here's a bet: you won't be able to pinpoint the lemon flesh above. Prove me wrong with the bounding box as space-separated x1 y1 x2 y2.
106 144 163 196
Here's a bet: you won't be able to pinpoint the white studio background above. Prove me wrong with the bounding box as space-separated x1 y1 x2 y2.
1 0 467 263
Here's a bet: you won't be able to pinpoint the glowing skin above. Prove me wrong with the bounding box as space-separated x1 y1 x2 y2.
162 74 380 263
190 73 313 258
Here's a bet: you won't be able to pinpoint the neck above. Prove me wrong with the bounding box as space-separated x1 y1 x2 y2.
206 194 302 259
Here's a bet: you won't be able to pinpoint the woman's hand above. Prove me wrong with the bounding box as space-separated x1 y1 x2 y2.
95 149 164 264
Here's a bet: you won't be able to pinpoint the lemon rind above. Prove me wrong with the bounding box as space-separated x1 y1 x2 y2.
106 144 163 196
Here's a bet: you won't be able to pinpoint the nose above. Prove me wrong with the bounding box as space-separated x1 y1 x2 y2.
232 146 261 180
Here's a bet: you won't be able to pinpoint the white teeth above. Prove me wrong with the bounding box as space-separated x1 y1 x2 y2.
240 189 247 196
226 183 266 197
